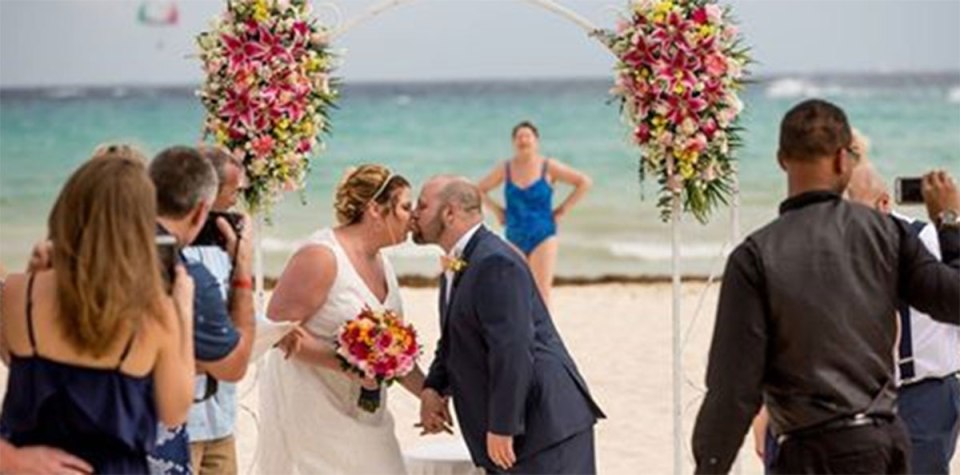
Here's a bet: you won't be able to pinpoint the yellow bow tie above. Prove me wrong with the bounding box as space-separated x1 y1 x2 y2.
440 255 468 273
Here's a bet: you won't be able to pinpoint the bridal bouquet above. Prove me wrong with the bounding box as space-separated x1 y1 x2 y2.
609 0 750 223
335 307 421 412
196 0 338 214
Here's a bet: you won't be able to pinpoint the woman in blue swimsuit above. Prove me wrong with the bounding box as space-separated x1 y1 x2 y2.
478 121 592 304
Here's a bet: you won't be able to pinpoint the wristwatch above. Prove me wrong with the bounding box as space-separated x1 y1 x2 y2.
939 209 960 229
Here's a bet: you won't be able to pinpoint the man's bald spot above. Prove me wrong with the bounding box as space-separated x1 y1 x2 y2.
848 162 888 203
429 175 482 216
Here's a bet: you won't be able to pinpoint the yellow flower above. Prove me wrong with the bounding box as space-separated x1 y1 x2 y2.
277 119 290 130
253 0 269 22
654 0 673 15
679 161 695 179
652 116 666 129
215 128 229 145
699 25 716 39
298 120 315 137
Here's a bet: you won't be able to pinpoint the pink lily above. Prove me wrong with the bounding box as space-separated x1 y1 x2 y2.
258 25 293 63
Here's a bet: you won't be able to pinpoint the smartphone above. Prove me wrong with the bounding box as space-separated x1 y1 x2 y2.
156 234 179 292
191 211 244 248
895 177 924 204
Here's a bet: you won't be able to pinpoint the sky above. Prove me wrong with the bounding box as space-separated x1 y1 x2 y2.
1 0 958 87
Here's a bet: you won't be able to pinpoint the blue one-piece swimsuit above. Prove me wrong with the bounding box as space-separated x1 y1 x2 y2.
505 159 557 255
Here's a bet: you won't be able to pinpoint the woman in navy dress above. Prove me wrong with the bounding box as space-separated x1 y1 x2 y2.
0 152 196 474
478 121 592 304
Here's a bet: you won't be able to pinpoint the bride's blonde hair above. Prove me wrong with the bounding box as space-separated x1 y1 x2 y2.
334 164 410 225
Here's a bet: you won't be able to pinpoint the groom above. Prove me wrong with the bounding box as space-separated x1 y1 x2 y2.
412 175 604 474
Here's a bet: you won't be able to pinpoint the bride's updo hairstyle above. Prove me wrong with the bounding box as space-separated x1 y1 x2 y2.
334 164 410 225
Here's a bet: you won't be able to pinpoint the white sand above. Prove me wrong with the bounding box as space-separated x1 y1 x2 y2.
232 283 761 474
4 283 958 473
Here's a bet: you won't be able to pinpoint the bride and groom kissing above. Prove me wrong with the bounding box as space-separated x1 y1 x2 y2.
258 165 604 474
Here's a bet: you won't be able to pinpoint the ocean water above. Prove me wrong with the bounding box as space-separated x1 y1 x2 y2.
1 75 958 278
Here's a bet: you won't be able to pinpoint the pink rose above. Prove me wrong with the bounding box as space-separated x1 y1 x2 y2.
251 135 274 158
704 54 727 77
705 4 723 23
688 133 708 153
635 123 652 143
702 118 718 138
691 7 709 25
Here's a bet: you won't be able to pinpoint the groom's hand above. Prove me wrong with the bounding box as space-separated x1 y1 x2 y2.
486 432 515 471
418 388 453 435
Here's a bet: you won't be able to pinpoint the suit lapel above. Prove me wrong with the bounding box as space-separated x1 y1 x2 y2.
438 273 448 326
446 226 489 319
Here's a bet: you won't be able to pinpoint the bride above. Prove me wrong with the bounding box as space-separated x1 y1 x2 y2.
256 165 426 474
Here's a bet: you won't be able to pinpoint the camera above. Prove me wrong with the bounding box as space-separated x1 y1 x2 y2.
192 211 244 248
895 177 924 204
156 234 179 292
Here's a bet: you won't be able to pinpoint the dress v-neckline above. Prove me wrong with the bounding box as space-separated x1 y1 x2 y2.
330 229 392 307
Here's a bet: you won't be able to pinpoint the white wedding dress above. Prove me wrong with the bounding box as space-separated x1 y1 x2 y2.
255 228 408 474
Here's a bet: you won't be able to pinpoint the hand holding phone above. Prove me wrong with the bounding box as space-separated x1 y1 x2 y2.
895 177 924 204
156 235 179 293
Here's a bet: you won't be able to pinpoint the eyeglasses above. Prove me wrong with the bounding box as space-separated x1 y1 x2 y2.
844 145 861 163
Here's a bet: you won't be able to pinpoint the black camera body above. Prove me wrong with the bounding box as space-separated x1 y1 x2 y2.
192 211 244 249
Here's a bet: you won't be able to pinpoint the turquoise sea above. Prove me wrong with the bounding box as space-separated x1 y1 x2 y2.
1 74 958 278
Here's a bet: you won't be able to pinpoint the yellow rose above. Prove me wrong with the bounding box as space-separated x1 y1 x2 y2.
299 120 315 137
654 0 673 15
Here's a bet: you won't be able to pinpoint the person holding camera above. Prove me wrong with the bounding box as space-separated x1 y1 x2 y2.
847 156 960 474
0 153 196 474
692 99 959 474
147 146 255 475
180 145 249 475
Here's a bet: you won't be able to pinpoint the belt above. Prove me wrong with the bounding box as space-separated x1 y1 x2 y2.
777 413 891 444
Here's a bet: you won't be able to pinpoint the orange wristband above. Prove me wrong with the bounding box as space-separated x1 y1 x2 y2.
231 277 253 290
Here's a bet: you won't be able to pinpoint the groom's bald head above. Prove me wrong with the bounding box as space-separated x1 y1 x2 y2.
412 175 483 248
434 175 482 217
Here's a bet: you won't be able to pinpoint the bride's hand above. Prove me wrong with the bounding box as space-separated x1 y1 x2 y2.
276 326 308 359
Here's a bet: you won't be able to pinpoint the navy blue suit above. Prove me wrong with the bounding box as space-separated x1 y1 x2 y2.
424 227 604 473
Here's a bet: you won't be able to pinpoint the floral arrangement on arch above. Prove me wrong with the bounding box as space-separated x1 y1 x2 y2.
609 0 750 223
197 0 338 213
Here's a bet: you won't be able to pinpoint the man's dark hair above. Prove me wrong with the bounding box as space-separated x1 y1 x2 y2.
149 146 218 218
778 99 852 162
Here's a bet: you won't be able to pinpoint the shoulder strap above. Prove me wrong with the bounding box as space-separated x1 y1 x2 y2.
541 158 550 178
116 330 137 369
25 273 37 354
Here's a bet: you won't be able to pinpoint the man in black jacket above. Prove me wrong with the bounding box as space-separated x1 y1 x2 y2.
692 99 960 474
